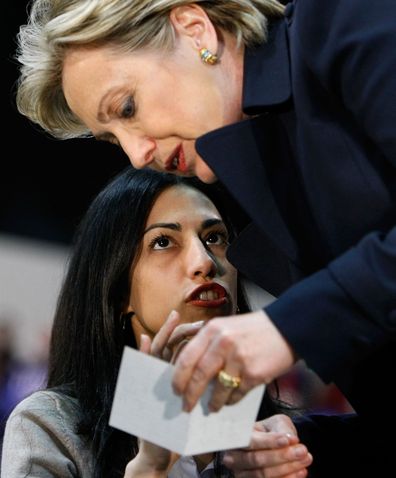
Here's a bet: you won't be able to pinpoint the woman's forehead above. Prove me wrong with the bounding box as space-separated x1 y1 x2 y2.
147 184 221 223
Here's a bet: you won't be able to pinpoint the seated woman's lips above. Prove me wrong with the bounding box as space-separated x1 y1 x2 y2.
187 283 227 308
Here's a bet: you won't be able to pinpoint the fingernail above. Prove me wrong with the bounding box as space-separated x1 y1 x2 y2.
193 320 204 327
294 445 306 459
276 435 289 447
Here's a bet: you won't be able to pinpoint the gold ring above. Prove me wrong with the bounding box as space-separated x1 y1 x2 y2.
217 370 241 389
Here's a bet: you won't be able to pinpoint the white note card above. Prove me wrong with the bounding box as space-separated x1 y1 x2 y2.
109 346 265 455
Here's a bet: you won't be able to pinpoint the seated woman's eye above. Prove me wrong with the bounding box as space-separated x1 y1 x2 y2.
150 235 172 250
205 231 228 246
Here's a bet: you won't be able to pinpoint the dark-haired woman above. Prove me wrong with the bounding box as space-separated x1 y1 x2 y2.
1 168 311 478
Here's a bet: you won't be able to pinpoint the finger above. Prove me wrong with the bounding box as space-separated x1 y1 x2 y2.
226 385 249 406
177 317 249 411
151 310 181 359
167 321 205 349
211 359 259 412
255 415 298 439
224 445 312 472
172 324 215 398
169 322 206 364
241 430 294 451
234 456 311 478
177 339 225 411
208 364 242 412
139 334 152 354
170 339 189 364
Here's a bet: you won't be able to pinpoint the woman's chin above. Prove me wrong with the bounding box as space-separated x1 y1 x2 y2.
195 160 217 184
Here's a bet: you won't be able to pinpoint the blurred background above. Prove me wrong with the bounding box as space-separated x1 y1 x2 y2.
1 1 352 458
1 3 129 455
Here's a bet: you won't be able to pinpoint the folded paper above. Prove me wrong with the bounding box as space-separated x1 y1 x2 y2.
109 346 265 455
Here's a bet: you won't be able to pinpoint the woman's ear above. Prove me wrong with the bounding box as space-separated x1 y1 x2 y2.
169 4 218 53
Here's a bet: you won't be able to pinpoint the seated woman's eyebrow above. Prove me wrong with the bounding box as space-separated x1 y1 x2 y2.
201 219 223 230
143 219 224 236
144 219 224 235
144 223 181 234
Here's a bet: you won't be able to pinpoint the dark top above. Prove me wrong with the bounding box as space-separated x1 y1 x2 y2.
196 0 396 474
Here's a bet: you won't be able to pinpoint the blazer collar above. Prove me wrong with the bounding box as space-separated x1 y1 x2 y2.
242 17 291 114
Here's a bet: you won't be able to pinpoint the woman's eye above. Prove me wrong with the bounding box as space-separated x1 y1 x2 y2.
121 96 135 118
205 231 228 246
150 235 173 250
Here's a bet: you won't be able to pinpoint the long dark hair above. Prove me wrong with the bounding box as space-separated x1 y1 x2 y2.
47 167 285 477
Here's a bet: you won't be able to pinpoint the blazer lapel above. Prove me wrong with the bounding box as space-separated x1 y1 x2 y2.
196 115 300 267
227 222 303 296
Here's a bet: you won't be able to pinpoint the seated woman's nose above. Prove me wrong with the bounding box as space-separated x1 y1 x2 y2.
190 250 217 279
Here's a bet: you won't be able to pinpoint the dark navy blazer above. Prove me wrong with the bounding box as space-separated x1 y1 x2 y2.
196 0 395 474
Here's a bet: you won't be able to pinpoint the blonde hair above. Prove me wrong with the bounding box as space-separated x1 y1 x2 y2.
16 0 285 139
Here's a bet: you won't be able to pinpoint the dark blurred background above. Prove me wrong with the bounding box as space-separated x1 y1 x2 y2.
2 3 129 245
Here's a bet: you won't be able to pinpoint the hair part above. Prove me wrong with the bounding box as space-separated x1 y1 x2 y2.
15 0 285 139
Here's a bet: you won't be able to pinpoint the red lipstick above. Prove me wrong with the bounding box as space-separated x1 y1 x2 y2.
165 145 181 171
164 144 188 173
187 283 228 308
177 145 188 173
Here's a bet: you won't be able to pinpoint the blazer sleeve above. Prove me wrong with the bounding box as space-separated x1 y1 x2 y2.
293 413 385 478
266 0 396 382
1 391 92 477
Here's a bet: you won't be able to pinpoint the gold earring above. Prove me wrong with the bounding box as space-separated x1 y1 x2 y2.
199 47 218 65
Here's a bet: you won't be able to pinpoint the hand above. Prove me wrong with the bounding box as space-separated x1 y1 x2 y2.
141 310 205 363
124 440 177 478
125 311 206 477
222 415 313 478
172 310 296 412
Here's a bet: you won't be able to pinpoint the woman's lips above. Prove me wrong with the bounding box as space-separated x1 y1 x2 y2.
177 145 188 173
187 283 228 308
164 144 189 174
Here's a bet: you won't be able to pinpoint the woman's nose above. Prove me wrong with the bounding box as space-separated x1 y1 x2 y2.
186 240 218 280
121 135 157 169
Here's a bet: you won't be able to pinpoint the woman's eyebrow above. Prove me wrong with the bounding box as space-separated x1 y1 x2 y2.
144 222 181 234
201 218 223 229
143 218 224 235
